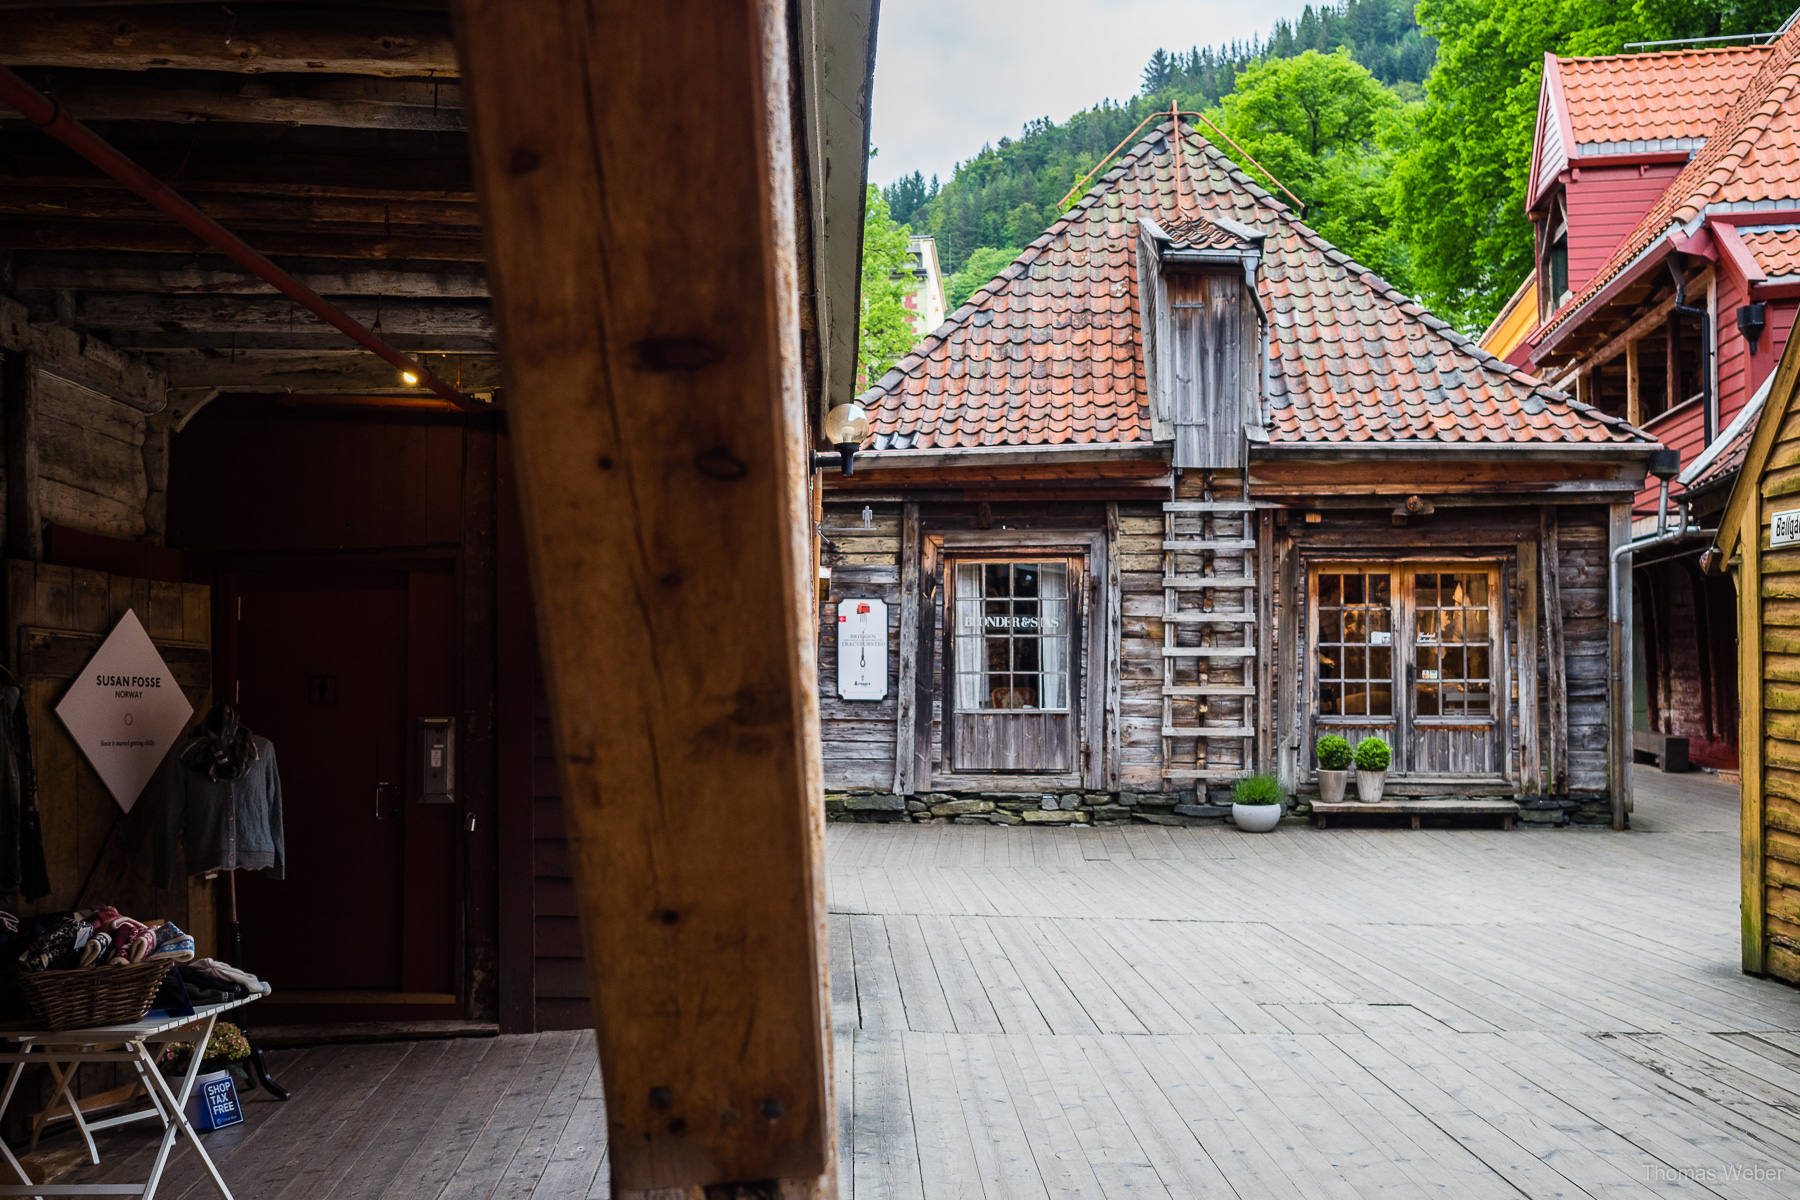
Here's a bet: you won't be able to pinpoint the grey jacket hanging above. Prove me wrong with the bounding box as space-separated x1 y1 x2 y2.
154 736 286 885
0 669 51 900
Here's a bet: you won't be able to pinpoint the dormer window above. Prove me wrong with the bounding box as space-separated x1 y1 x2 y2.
1135 214 1265 469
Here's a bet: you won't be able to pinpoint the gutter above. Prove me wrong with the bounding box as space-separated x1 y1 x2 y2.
0 65 477 411
851 441 1168 471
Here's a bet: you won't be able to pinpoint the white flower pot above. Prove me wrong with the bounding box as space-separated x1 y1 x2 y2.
1232 803 1282 832
1317 769 1348 804
1356 769 1387 804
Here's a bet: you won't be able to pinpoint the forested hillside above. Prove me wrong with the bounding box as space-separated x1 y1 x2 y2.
868 0 1793 359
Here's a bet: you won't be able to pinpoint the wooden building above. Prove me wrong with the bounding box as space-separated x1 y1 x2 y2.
1709 321 1800 986
1489 22 1800 774
818 118 1660 831
0 4 883 1192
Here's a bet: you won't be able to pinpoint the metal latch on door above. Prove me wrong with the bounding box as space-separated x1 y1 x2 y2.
418 716 456 804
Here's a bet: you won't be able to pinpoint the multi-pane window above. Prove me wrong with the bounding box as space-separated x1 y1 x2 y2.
1317 569 1393 717
1414 571 1492 717
952 561 1069 712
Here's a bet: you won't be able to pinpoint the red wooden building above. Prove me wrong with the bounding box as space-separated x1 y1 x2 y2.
1484 17 1800 770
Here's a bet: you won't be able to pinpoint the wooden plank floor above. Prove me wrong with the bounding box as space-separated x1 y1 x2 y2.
34 767 1800 1198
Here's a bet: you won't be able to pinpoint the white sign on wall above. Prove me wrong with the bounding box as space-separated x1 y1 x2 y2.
836 597 889 701
1775 508 1800 548
55 610 195 813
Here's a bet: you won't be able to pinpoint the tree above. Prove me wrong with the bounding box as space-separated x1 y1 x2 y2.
1388 0 1793 329
946 246 1022 311
858 184 919 384
1142 48 1174 94
1208 50 1416 289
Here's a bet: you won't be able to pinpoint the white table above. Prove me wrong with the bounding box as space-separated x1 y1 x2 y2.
0 995 259 1199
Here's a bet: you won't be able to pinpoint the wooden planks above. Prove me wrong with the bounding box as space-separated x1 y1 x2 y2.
1540 506 1568 797
457 0 831 1192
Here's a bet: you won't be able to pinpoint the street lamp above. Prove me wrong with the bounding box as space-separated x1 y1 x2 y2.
812 402 871 476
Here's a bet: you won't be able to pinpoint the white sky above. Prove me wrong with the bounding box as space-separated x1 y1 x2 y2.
867 0 1316 188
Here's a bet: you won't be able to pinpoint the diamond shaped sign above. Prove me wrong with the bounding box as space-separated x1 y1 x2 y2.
55 610 195 813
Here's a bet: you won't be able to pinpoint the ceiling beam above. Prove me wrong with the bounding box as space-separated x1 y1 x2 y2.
9 252 488 297
0 7 458 76
0 217 483 260
75 291 489 333
0 186 480 229
0 74 463 130
0 139 473 194
157 347 500 392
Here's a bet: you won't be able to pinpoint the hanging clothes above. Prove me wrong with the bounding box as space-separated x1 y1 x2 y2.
154 706 285 886
0 666 51 901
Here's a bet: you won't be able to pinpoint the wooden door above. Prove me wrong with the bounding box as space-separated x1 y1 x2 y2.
1310 561 1502 778
232 566 459 1000
1312 564 1400 764
1403 565 1501 776
947 558 1080 773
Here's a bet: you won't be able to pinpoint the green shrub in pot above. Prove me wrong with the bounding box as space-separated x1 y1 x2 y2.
1231 774 1284 805
1314 735 1352 771
1353 737 1391 772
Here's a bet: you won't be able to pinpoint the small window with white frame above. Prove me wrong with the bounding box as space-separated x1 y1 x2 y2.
951 560 1071 712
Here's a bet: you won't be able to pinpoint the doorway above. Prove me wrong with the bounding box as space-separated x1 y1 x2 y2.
1311 561 1503 777
229 565 460 1003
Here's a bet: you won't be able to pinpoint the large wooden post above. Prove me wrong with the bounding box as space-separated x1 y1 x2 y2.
3 349 43 562
1740 498 1766 973
456 2 834 1195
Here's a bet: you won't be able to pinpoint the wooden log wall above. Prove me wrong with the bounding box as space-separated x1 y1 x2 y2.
1118 500 1178 794
818 504 903 792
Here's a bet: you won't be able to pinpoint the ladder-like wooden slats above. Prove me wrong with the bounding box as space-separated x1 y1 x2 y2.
1160 487 1258 788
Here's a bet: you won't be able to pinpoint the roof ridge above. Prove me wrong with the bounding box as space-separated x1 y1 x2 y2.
860 121 1177 403
1560 44 1771 65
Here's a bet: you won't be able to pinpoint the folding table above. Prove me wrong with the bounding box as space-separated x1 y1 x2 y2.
0 995 259 1199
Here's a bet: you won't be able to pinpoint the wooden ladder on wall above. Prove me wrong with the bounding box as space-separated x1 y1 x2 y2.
1160 471 1257 790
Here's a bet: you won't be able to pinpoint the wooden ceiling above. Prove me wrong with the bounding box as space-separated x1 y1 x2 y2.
0 3 500 399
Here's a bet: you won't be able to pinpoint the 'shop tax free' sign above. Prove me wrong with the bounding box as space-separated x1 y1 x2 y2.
55 610 194 813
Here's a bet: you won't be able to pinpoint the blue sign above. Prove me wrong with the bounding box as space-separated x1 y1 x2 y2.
189 1072 243 1131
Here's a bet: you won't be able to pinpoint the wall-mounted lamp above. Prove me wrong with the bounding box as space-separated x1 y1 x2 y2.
1738 301 1768 348
812 402 871 475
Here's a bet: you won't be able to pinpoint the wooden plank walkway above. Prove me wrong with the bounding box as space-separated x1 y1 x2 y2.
31 767 1800 1197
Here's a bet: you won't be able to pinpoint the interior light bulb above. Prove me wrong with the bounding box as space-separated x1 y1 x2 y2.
402 370 420 386
823 401 871 447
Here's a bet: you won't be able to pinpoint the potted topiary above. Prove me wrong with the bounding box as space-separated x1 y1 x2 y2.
1354 736 1391 803
1314 734 1351 804
1230 773 1286 832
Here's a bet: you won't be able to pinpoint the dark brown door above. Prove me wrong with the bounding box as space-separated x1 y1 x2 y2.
948 558 1079 772
231 566 458 999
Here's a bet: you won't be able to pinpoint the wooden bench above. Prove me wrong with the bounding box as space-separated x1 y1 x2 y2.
1311 797 1519 830
1632 731 1689 773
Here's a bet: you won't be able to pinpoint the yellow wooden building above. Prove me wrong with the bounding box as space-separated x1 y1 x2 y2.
1710 327 1800 985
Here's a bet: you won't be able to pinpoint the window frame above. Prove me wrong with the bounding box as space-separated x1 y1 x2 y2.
946 554 1081 716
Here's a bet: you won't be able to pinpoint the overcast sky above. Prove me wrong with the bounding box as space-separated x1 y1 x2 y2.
867 0 1315 188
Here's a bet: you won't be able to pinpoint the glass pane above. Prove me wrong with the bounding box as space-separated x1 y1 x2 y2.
1343 685 1367 715
1345 610 1366 641
1415 686 1440 716
1470 609 1490 640
984 563 1009 595
1369 683 1393 716
1417 610 1439 642
1320 684 1341 715
1040 599 1066 636
1371 647 1392 679
1345 574 1364 604
1418 646 1439 672
1370 573 1391 604
1417 574 1437 607
1370 605 1391 633
1443 646 1465 679
1015 638 1041 672
986 637 1009 671
1040 636 1067 673
1346 646 1366 679
1320 574 1341 606
1320 609 1341 641
1469 575 1488 606
1319 651 1341 680
1015 565 1039 598
1469 645 1490 680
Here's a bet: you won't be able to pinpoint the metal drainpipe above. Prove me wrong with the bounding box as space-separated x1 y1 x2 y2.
0 65 478 411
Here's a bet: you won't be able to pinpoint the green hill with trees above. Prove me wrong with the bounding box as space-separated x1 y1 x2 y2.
863 0 1793 375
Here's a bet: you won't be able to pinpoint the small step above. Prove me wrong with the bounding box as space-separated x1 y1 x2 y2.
1163 540 1256 551
1162 726 1254 738
1162 612 1255 624
1160 646 1255 658
1160 684 1256 696
1163 501 1255 512
1164 575 1255 589
1162 769 1251 780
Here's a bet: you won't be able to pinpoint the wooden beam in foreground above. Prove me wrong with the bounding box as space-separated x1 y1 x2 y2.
457 1 833 1196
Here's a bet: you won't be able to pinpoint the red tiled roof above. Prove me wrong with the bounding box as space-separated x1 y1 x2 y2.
861 121 1647 451
1159 211 1253 250
1540 21 1800 345
1556 47 1768 147
1743 225 1800 276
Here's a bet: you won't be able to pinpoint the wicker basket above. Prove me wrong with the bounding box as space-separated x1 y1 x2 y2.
14 959 174 1031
